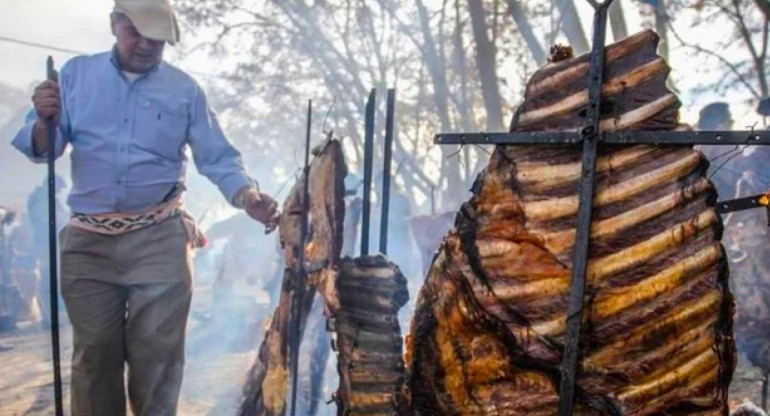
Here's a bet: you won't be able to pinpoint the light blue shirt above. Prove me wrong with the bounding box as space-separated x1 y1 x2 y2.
12 50 252 215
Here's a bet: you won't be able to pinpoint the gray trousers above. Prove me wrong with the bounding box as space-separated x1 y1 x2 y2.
60 217 193 416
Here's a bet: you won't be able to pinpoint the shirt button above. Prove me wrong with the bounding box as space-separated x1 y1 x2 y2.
124 118 128 123
117 180 122 185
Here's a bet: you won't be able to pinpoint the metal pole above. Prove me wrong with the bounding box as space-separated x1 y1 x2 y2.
361 89 376 256
289 99 313 416
762 371 768 411
379 89 396 255
45 55 64 416
557 2 612 415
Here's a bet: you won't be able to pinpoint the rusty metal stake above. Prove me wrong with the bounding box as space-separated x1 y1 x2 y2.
289 99 313 416
45 56 64 416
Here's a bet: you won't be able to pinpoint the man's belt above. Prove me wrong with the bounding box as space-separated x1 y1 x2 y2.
69 194 206 248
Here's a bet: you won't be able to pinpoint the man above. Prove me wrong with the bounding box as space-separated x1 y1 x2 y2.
696 102 736 190
12 1 279 414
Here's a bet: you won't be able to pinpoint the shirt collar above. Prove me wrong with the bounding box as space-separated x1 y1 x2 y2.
109 46 162 79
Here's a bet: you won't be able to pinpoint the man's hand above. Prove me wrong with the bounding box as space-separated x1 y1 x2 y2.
31 79 61 155
244 190 280 233
33 80 61 125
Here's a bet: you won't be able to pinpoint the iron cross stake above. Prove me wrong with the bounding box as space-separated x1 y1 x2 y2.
434 0 770 414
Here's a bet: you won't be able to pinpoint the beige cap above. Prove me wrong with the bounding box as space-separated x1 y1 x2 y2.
113 0 180 45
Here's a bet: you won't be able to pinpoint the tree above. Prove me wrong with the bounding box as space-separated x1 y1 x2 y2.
504 0 547 66
467 0 505 131
755 0 770 19
175 0 555 211
554 0 590 53
663 0 769 101
609 0 629 41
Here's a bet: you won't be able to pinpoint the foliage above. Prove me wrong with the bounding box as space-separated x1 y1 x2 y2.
174 0 561 211
664 0 769 102
174 0 768 212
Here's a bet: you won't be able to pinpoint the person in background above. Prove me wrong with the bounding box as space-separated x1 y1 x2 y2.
0 206 15 351
11 0 280 414
757 96 770 122
7 214 41 323
26 175 68 328
696 102 736 191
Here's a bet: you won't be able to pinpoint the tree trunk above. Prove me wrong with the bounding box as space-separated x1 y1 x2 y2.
467 0 505 131
455 0 476 132
414 0 464 205
733 0 769 98
455 0 478 185
653 0 670 62
755 0 770 20
414 0 452 132
504 0 547 65
609 0 629 41
554 0 590 54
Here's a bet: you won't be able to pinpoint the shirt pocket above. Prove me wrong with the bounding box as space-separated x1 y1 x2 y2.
68 92 116 139
135 98 189 161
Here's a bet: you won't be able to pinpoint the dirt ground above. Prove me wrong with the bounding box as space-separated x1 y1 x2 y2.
0 321 256 416
1 320 767 415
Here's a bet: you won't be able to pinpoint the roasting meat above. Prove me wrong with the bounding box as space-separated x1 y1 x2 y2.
238 139 347 416
404 30 735 415
330 255 409 415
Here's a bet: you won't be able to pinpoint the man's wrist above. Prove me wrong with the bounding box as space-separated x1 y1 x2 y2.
32 120 47 157
233 185 261 209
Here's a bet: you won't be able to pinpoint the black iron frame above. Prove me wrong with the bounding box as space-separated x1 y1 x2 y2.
433 0 770 414
434 130 769 146
379 89 397 255
360 88 398 258
361 89 377 256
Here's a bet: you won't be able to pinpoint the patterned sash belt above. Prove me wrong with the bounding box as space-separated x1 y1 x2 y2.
69 194 207 248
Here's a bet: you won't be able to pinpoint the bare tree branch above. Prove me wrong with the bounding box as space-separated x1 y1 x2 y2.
503 0 547 65
731 0 769 96
553 0 589 54
755 0 770 20
467 0 505 130
668 21 762 99
609 0 629 41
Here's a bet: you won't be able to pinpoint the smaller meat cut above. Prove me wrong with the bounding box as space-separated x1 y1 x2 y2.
330 255 409 415
238 139 347 416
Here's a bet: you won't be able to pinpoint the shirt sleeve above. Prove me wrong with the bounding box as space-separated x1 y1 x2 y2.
187 84 255 205
12 68 72 164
